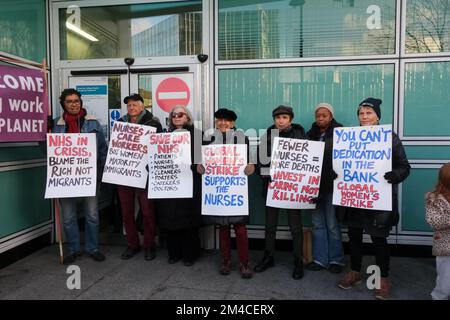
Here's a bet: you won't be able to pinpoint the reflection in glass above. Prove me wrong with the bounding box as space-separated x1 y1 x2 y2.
404 62 450 136
218 64 394 133
406 0 450 53
0 0 46 62
218 0 396 60
59 1 202 60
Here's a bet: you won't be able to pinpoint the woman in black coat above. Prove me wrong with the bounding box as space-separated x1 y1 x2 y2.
254 105 307 280
337 98 410 300
156 105 202 266
198 108 255 279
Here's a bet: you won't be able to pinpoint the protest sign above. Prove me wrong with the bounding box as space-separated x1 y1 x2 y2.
332 125 392 211
266 137 324 209
45 133 96 198
0 65 48 142
148 132 193 199
102 122 156 188
202 144 248 216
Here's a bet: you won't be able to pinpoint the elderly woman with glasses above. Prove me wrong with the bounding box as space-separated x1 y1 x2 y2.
155 105 203 266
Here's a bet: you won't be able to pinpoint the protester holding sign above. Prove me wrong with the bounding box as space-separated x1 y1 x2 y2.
117 94 162 261
337 98 410 300
306 103 345 274
198 108 255 279
52 88 108 264
254 105 306 280
155 105 202 266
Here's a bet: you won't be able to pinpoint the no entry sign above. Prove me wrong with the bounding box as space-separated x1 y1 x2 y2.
151 74 194 129
155 77 190 112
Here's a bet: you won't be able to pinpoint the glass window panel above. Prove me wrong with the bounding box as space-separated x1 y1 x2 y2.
218 64 394 136
401 168 436 232
405 145 450 160
218 0 396 60
0 0 46 62
405 0 450 53
59 1 202 60
404 61 450 136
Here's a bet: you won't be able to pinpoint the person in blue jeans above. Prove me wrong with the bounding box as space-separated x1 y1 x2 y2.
52 88 108 264
306 103 345 273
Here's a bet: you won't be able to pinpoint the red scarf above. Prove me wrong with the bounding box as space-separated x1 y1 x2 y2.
63 108 87 133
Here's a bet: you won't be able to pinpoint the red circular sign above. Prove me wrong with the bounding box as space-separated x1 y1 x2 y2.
155 77 190 113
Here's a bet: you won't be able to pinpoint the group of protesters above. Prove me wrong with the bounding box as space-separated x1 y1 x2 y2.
49 88 450 300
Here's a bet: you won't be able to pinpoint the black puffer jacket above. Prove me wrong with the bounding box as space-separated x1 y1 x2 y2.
202 128 250 226
257 123 306 194
118 109 163 133
306 119 343 196
344 132 411 237
155 125 203 231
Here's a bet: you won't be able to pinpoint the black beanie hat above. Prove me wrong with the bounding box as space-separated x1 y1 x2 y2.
214 108 237 121
358 97 382 119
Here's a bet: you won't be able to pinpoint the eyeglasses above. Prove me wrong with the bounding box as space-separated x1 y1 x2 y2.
65 99 81 105
171 112 186 119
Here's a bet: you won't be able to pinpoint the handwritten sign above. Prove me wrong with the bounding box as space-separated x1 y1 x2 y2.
0 65 48 142
201 144 248 216
45 133 96 198
148 132 193 199
332 125 392 211
266 137 324 209
102 122 156 188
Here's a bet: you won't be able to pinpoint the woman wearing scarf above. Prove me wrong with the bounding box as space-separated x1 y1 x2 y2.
52 88 108 264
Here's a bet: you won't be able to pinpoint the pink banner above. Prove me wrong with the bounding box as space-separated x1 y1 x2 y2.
0 65 48 142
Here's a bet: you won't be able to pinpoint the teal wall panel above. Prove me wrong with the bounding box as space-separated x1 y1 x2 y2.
0 166 51 238
405 145 450 160
401 168 438 232
0 145 46 162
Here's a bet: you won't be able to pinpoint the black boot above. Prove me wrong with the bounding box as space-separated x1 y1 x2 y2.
254 251 274 273
292 258 304 280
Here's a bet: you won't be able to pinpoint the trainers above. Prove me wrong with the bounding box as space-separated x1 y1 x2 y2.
183 260 194 267
63 253 77 265
121 247 140 260
239 263 253 279
168 257 180 264
328 263 344 274
219 259 231 275
337 271 362 289
375 277 390 300
144 247 156 261
89 251 106 262
254 251 274 273
306 261 325 271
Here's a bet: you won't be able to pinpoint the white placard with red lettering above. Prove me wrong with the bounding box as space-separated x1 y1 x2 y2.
151 74 194 129
102 122 156 188
147 132 193 199
45 133 97 198
266 137 324 209
201 144 248 216
332 125 392 211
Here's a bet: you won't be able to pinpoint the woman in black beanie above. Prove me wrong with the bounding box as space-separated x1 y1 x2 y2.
337 97 410 300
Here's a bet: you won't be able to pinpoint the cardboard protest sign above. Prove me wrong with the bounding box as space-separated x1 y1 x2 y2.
45 133 97 198
148 132 193 199
201 144 248 216
332 125 392 211
266 137 325 209
102 122 156 188
0 65 48 142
